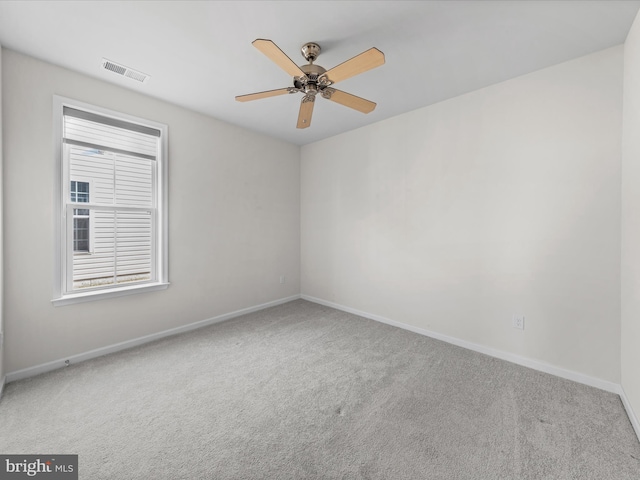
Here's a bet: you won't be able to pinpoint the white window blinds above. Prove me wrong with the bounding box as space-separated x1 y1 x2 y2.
63 107 160 159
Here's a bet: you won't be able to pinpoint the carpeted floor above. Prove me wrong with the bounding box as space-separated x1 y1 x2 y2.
0 299 639 479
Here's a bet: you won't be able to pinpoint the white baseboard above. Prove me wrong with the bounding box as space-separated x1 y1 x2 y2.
6 294 301 384
618 386 640 442
301 295 621 394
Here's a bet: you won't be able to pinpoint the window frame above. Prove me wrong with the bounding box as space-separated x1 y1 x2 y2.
52 96 169 306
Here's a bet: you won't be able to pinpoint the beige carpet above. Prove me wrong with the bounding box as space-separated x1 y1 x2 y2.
0 299 639 479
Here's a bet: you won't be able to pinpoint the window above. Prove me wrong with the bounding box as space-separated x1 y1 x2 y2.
70 180 90 252
53 96 169 305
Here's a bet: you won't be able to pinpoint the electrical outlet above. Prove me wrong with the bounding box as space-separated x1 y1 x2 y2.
279 275 285 284
512 314 525 330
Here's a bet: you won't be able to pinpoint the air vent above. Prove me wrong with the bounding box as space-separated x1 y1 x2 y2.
101 58 150 84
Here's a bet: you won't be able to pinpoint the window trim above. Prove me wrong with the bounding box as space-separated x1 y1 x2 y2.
52 96 169 306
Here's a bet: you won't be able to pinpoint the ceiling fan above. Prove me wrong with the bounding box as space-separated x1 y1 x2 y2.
236 39 385 129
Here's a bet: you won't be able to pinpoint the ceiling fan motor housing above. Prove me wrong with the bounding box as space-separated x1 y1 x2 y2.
295 64 329 94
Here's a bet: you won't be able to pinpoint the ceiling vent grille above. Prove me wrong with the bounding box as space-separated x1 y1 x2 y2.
101 58 150 84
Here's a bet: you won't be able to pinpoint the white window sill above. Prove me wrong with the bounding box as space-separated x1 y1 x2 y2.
52 282 169 307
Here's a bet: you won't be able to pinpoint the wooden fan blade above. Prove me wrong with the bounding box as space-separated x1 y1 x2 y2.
297 95 315 129
322 88 376 113
252 39 306 78
235 88 291 102
323 47 385 84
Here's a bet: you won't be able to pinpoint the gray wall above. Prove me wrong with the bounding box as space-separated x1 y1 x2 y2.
2 49 301 373
301 46 623 383
621 9 640 433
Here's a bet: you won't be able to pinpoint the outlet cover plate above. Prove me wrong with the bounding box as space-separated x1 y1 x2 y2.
512 314 525 330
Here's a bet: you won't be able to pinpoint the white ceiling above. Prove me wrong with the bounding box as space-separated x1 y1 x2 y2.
0 1 638 146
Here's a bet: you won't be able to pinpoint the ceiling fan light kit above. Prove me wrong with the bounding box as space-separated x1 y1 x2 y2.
236 39 385 129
